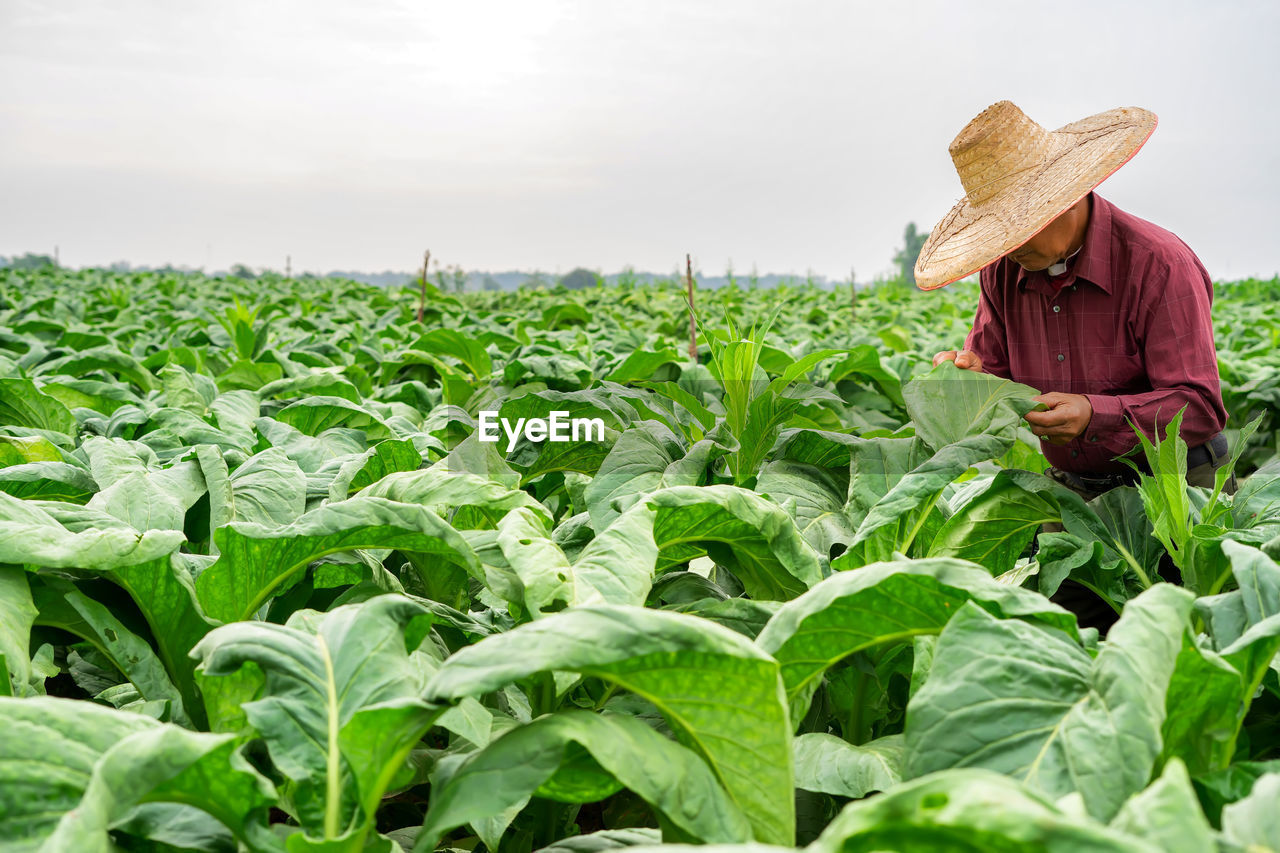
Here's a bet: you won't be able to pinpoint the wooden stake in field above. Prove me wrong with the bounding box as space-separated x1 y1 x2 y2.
285 255 292 278
417 250 431 324
685 254 697 361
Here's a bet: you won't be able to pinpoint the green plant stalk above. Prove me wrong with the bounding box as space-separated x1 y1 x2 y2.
1217 653 1275 771
1111 542 1153 589
318 633 343 840
846 670 870 746
594 683 619 711
898 492 943 556
1073 578 1123 616
535 671 557 717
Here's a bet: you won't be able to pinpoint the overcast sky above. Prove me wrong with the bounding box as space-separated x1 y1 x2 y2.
2 0 1277 280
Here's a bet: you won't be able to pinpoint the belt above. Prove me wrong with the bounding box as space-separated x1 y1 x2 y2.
1185 432 1229 470
1057 432 1228 494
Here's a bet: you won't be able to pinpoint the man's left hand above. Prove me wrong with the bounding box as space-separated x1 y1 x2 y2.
1024 393 1093 446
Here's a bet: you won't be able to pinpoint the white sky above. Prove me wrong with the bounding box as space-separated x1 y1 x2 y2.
2 0 1277 279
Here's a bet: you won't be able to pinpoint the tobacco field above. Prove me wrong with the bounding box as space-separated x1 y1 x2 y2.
2 266 1280 852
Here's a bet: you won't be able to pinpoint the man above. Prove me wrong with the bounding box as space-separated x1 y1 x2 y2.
914 101 1230 626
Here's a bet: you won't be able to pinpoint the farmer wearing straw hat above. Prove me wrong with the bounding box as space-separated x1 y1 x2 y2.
920 101 1229 496
919 102 1231 629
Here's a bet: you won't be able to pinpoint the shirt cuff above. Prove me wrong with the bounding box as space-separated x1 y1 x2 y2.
1083 394 1124 445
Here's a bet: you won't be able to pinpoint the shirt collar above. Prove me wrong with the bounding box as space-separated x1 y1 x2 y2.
1014 192 1114 294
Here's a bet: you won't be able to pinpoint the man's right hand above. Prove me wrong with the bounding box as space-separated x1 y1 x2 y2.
932 349 984 372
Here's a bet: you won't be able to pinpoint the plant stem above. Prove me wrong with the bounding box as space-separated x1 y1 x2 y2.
898 493 942 555
318 633 343 840
538 671 557 717
847 670 870 745
594 683 619 711
417 249 431 324
686 254 697 361
1113 543 1153 589
1074 579 1123 615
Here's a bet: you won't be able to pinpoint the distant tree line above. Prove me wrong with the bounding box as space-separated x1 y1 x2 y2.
0 253 58 270
3 227 935 288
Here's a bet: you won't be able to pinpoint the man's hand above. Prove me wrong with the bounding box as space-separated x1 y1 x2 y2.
1025 392 1093 445
932 349 984 372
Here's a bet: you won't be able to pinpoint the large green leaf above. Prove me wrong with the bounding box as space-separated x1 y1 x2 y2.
755 557 1076 724
0 566 37 696
43 726 277 853
1163 541 1280 774
0 461 97 502
329 439 422 499
0 378 78 435
194 595 445 850
0 696 156 848
0 696 276 853
425 605 794 845
411 329 493 379
195 496 478 623
792 733 902 799
843 434 1011 566
904 584 1193 820
40 347 157 393
418 711 751 850
31 578 189 724
360 468 549 529
1221 772 1280 852
756 459 854 560
827 344 904 407
845 436 925 528
255 417 368 473
275 396 389 439
198 446 308 539
110 556 216 728
902 362 1043 452
487 502 660 615
927 471 1060 575
811 768 1161 853
0 435 62 465
1109 760 1213 853
646 485 824 601
86 458 206 533
0 491 184 569
583 420 724 532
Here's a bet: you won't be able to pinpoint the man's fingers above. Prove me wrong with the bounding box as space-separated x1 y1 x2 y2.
1033 392 1066 406
1028 421 1071 436
932 350 982 372
1024 408 1070 427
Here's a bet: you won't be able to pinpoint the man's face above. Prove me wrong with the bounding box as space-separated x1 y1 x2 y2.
1008 198 1088 272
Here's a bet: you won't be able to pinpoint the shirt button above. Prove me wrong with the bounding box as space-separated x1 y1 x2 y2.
1053 305 1061 313
1089 435 1099 443
1057 353 1065 361
1071 450 1079 458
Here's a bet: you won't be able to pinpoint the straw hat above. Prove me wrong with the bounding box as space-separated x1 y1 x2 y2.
914 101 1157 290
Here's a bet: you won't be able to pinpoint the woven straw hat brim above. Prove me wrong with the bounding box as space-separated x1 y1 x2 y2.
914 107 1157 290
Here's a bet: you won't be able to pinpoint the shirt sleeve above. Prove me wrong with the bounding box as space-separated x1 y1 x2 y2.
1081 255 1226 457
964 266 1012 380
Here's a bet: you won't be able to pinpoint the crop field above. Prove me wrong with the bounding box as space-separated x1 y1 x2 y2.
2 266 1280 852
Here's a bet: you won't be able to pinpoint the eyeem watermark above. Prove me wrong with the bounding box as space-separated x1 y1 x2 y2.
477 410 606 452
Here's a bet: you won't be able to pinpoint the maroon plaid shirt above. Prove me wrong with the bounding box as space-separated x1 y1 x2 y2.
964 192 1227 474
